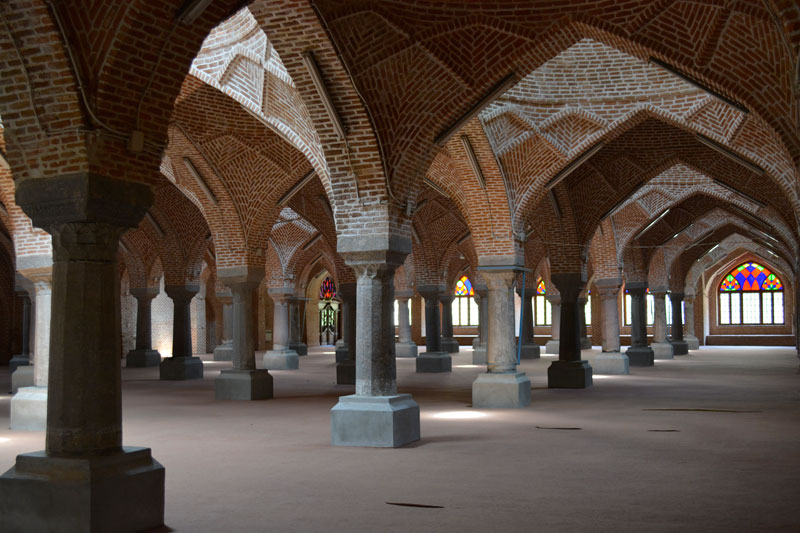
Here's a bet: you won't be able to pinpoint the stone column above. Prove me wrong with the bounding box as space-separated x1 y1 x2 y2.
592 278 629 375
11 267 52 428
9 289 31 374
651 289 674 359
578 296 592 349
516 285 540 359
472 284 489 364
264 288 299 370
416 284 451 373
548 273 593 388
159 284 203 380
215 267 272 400
625 282 654 366
395 290 418 358
213 291 233 361
439 292 460 353
684 292 700 350
331 241 420 448
669 292 689 355
545 293 561 354
125 287 161 367
288 296 308 356
0 175 164 532
335 282 356 384
473 268 531 407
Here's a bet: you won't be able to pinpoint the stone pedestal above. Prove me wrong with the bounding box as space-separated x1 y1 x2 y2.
10 386 47 430
594 279 629 375
213 342 234 361
545 293 561 354
394 292 418 358
669 292 689 355
625 283 654 367
331 238 420 447
213 292 234 361
417 285 451 373
472 285 488 364
686 335 700 350
0 174 164 532
517 285 540 359
10 365 34 394
519 344 541 359
335 282 356 384
331 394 420 447
545 340 560 354
652 342 674 359
0 447 164 533
336 360 355 385
288 296 308 356
126 287 161 367
548 273 593 389
472 372 531 408
216 267 272 400
264 288 299 370
472 267 531 407
160 285 203 380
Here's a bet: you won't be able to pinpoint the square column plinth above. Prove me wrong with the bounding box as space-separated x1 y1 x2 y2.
472 346 487 365
670 339 689 356
263 350 299 370
548 360 593 388
215 369 273 400
159 356 204 380
0 447 164 533
10 386 47 431
652 342 674 360
415 352 451 373
593 352 630 375
625 346 655 367
545 340 559 354
336 360 355 385
10 366 34 394
472 372 531 408
686 335 700 350
288 342 308 356
440 338 460 353
213 343 233 361
331 394 420 447
520 344 541 360
395 342 418 358
126 349 161 368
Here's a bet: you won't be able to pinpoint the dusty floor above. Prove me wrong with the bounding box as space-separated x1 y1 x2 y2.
1 345 799 532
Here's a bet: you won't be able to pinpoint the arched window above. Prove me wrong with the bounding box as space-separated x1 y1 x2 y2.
452 275 478 326
719 262 784 325
624 288 655 326
534 278 552 326
320 277 336 300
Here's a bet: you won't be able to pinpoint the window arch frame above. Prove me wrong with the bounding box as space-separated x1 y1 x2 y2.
717 261 785 325
452 275 478 327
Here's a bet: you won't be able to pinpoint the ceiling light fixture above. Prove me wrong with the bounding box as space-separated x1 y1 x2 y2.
711 178 766 208
634 208 671 240
183 157 218 205
176 0 215 24
460 134 486 189
545 142 605 191
301 51 346 140
277 169 317 207
649 57 749 114
695 134 765 176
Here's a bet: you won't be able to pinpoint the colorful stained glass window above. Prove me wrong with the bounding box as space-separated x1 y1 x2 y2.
454 275 474 296
536 279 546 294
320 277 336 300
719 262 782 292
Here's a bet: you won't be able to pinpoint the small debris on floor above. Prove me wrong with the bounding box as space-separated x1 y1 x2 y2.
535 426 582 430
642 408 761 413
647 429 679 432
386 502 444 509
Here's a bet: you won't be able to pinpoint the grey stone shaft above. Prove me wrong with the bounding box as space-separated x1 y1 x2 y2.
652 292 668 343
600 289 621 353
671 293 685 340
355 266 397 397
440 294 454 339
485 271 517 373
33 280 52 387
166 286 197 358
272 296 290 350
131 288 157 351
629 288 648 348
476 287 488 346
231 283 258 370
423 293 441 352
578 297 589 345
520 291 534 343
340 282 357 360
397 296 412 344
222 302 233 342
551 274 584 363
20 294 31 356
289 298 301 344
548 296 561 341
684 296 696 337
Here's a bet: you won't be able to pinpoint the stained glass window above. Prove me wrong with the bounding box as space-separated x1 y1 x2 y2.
534 278 551 326
452 276 478 326
718 262 784 325
320 277 336 300
536 279 546 295
454 275 474 296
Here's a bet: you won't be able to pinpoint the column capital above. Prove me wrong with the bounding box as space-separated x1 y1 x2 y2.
395 289 414 300
626 281 648 295
417 284 445 300
650 287 668 298
129 286 160 301
474 283 488 298
550 272 586 301
218 266 265 293
18 265 53 292
338 234 410 271
164 284 200 304
515 284 535 297
438 292 455 304
337 281 357 301
546 293 561 305
268 286 295 304
670 292 685 300
480 268 516 291
594 277 622 299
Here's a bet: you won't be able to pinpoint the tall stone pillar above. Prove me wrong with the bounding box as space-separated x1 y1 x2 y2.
335 282 356 384
439 292 460 353
516 285 540 359
288 296 308 356
651 290 674 359
684 292 700 350
213 291 233 361
0 175 164 532
11 267 52 429
416 285 451 373
9 289 31 374
669 292 689 355
578 296 592 349
592 278 629 375
625 283 654 366
473 268 531 407
160 285 203 380
395 290 418 358
126 287 161 367
264 288 299 370
216 267 272 400
545 293 561 354
331 241 420 447
548 273 593 388
472 284 488 364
